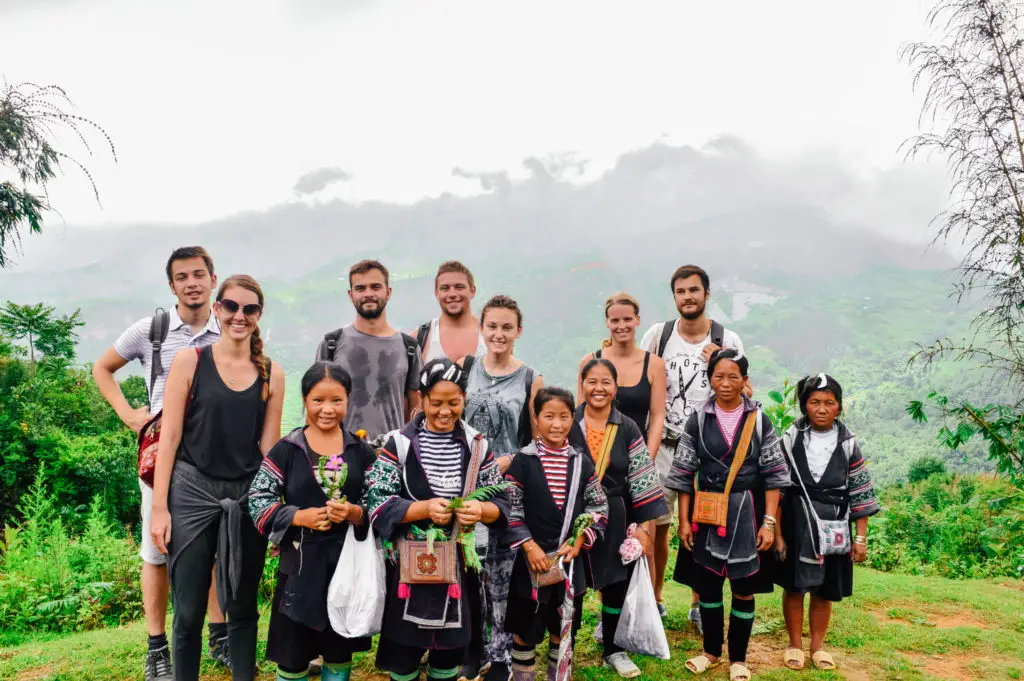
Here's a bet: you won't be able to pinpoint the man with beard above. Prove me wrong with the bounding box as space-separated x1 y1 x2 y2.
415 260 487 363
640 264 744 626
316 259 421 442
93 246 229 681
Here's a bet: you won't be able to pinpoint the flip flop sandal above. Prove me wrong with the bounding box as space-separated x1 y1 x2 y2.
685 655 722 674
811 650 836 670
784 648 805 670
729 663 752 681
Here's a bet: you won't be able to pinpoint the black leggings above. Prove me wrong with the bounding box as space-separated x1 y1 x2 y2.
694 568 756 662
600 577 630 657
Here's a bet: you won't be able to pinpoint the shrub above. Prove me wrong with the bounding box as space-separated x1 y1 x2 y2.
908 455 947 484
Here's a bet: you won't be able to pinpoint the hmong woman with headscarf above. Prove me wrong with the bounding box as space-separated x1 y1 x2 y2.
773 374 879 673
665 349 790 681
248 362 376 681
573 358 667 678
366 358 510 681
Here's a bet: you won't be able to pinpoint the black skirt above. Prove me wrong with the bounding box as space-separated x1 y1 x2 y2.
266 572 372 670
773 495 854 602
586 494 629 591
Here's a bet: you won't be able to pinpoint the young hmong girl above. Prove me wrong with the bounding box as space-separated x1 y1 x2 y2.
503 386 609 681
774 374 879 672
367 358 510 681
248 362 376 681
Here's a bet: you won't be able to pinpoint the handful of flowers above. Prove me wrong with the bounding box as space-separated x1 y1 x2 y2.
571 513 595 546
316 455 348 502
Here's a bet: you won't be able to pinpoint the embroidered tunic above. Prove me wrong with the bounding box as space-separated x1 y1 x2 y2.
665 397 791 581
571 407 668 590
774 419 880 600
365 415 509 651
246 427 376 660
503 440 609 602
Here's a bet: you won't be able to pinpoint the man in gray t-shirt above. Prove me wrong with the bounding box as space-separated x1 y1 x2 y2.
316 259 421 441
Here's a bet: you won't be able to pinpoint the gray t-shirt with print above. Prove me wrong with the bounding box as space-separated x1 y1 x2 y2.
315 326 420 441
463 360 534 456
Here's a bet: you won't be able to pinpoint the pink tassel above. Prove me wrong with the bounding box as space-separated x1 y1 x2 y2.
531 587 538 601
717 526 727 538
398 583 410 600
691 522 698 533
448 583 461 600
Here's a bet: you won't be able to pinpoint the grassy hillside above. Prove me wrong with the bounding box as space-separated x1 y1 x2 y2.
2 569 1022 681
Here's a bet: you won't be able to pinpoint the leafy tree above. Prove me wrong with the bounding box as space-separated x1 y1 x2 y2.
764 378 798 435
901 0 1024 483
0 82 115 269
0 302 81 364
908 455 948 484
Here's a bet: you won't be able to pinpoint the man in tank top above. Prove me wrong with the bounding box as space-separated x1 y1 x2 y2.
92 246 229 681
414 261 487 363
640 264 745 625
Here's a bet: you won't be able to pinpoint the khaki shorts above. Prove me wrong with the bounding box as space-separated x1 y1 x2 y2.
139 478 168 566
654 441 679 526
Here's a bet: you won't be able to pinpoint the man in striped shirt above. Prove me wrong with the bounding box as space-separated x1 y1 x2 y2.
92 246 227 681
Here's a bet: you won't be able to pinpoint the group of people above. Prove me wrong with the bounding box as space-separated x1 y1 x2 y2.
94 248 880 681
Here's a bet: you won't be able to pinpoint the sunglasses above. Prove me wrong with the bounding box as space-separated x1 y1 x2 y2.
218 298 262 316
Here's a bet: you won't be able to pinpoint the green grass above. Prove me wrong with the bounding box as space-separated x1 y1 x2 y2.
2 569 1022 681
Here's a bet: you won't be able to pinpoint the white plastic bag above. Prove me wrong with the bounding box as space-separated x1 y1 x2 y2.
327 523 386 638
613 557 670 660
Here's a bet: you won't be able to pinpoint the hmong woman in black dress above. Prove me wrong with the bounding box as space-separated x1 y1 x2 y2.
573 358 667 678
503 387 609 681
774 374 879 672
248 362 376 681
366 358 510 681
666 350 790 681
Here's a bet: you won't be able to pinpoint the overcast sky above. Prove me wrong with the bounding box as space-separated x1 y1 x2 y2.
1 0 937 228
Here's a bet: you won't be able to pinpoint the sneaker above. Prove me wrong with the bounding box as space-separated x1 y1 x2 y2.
603 652 642 679
594 620 604 644
145 645 173 681
657 601 668 619
689 606 704 635
208 635 232 670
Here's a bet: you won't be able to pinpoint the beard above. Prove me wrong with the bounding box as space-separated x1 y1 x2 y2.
679 301 706 321
443 303 468 320
356 299 387 319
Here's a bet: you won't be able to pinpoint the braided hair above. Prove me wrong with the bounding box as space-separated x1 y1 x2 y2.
216 274 270 400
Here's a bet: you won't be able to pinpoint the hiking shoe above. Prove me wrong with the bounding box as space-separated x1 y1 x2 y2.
208 635 232 670
689 606 704 635
145 645 173 681
594 620 604 643
604 652 642 679
657 601 668 619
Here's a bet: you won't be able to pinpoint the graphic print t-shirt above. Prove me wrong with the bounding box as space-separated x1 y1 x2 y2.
641 321 743 436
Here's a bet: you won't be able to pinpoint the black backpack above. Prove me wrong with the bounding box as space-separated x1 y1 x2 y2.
461 355 536 448
148 308 171 399
319 327 419 378
655 319 724 357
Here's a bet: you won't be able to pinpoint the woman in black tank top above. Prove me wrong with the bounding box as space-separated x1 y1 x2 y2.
149 275 285 681
576 292 666 460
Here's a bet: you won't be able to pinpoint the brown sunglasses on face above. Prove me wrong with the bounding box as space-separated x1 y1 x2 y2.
218 298 262 316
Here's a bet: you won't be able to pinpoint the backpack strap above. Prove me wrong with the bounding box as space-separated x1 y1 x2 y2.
416 321 431 352
710 320 725 348
400 332 419 377
656 320 674 357
148 309 170 398
320 328 344 362
461 355 476 374
517 366 536 448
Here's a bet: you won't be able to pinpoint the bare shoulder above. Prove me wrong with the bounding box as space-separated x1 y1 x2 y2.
171 346 201 370
648 352 665 371
270 361 285 386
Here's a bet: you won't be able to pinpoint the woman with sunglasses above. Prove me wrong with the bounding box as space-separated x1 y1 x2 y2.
150 275 285 681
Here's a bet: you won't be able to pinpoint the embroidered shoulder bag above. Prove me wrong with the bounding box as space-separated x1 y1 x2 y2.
784 438 851 559
692 412 757 529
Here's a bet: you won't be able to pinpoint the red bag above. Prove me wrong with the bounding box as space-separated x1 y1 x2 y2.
137 348 201 488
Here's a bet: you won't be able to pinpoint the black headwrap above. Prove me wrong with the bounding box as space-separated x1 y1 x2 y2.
419 357 467 395
796 372 843 415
